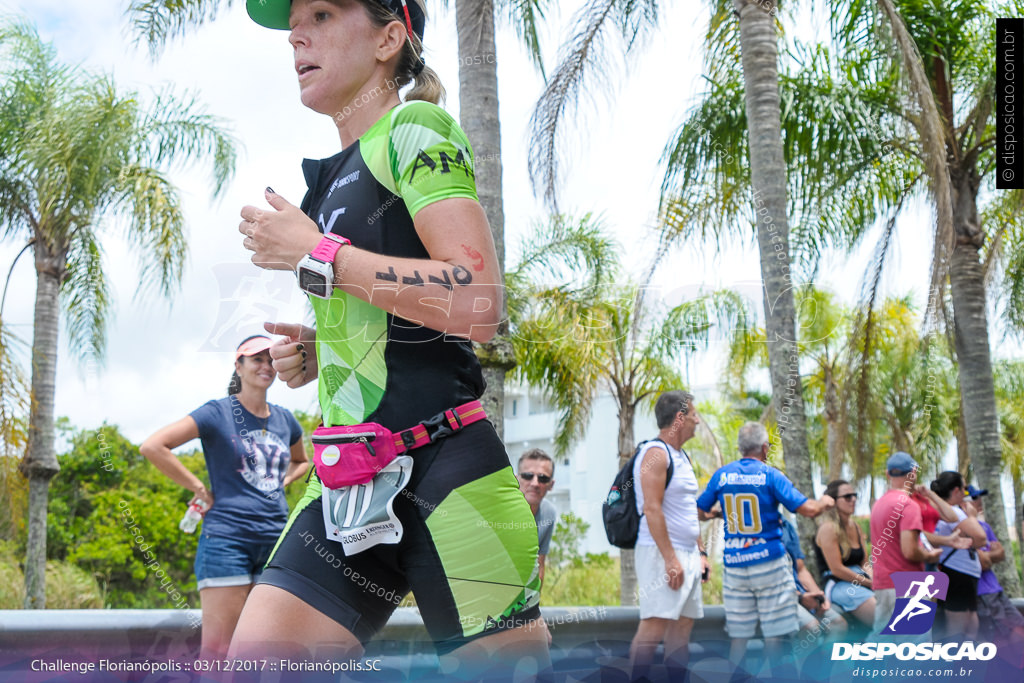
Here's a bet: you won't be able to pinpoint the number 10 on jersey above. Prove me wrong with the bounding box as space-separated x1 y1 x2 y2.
722 493 763 534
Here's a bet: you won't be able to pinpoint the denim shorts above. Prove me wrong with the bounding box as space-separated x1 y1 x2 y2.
824 567 874 612
195 531 276 590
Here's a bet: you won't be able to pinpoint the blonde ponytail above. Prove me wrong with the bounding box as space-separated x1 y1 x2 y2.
405 63 445 105
361 0 445 105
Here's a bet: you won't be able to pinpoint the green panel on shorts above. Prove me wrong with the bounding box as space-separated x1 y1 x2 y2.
265 476 323 567
426 468 541 637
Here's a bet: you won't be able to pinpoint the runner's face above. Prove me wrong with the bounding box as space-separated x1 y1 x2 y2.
518 459 553 507
237 351 275 391
288 0 384 115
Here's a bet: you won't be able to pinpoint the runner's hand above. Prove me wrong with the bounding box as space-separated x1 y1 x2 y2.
663 555 684 591
240 189 320 271
264 321 318 388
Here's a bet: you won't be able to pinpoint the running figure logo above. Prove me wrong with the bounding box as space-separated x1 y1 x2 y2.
883 571 949 635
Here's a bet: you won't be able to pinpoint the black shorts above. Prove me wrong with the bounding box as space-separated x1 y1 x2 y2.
938 566 979 612
258 421 542 654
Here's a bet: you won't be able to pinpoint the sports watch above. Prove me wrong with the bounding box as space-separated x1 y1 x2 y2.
296 233 351 299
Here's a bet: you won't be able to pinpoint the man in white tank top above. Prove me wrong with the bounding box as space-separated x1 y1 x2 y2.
629 390 709 680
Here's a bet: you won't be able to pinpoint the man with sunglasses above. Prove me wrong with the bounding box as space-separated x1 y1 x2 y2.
517 448 557 584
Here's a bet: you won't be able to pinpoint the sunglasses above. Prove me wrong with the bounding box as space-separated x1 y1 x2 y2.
519 472 552 484
838 493 858 501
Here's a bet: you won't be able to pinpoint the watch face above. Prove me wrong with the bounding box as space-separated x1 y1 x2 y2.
298 267 329 298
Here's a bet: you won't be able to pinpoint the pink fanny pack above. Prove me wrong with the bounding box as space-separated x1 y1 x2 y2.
312 401 487 489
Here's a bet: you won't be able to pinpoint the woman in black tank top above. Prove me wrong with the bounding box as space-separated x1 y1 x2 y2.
814 480 876 627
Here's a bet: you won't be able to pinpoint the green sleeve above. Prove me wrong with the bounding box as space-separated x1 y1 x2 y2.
387 101 478 218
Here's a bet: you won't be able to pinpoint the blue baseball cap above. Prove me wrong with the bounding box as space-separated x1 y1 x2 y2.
886 451 918 476
247 0 426 40
967 485 989 499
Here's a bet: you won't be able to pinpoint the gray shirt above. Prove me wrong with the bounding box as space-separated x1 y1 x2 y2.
535 498 557 556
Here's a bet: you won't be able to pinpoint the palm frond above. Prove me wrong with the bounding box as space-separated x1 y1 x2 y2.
127 0 232 56
0 316 29 458
501 0 553 79
137 85 238 196
527 0 659 209
116 165 188 300
61 232 110 365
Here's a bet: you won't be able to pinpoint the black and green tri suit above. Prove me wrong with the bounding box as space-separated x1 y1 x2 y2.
259 101 541 654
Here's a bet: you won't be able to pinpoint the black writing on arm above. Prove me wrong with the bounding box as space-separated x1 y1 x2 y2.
374 265 474 289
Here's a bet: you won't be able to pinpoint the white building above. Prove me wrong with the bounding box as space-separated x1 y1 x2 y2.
502 385 663 556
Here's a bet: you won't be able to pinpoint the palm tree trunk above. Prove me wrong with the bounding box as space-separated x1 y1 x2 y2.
956 394 970 475
1013 475 1023 581
20 238 64 608
734 0 818 572
824 367 844 481
617 399 637 606
948 177 1022 596
455 0 514 439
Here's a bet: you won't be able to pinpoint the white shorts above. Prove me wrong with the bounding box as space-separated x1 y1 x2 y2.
635 544 705 620
722 555 798 638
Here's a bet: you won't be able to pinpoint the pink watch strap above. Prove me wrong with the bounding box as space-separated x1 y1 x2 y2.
310 234 350 264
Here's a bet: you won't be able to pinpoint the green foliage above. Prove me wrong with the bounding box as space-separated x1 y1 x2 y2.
509 216 749 457
721 285 958 484
26 416 319 609
544 554 620 607
0 540 104 608
0 17 236 364
543 511 619 605
547 511 589 571
44 423 202 608
0 444 27 543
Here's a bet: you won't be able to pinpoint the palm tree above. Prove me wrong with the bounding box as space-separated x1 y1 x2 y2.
529 1 819 560
822 0 1021 594
0 318 29 543
657 0 1023 593
508 214 750 603
453 0 549 438
726 287 849 480
0 20 235 608
993 360 1024 576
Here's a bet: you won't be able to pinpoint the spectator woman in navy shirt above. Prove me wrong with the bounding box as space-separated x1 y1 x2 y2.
141 335 308 658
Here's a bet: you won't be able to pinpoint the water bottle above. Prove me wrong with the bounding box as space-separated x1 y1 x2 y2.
179 502 205 534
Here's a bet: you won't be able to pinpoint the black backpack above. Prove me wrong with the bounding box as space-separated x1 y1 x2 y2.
602 439 675 549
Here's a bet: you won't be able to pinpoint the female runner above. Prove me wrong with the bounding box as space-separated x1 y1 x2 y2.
231 0 549 674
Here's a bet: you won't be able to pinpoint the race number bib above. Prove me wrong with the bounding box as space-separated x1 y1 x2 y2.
321 455 413 556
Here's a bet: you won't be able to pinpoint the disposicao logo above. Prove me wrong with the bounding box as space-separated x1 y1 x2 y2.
883 571 948 635
830 570 997 663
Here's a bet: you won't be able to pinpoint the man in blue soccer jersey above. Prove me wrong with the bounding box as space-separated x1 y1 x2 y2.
697 422 834 672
